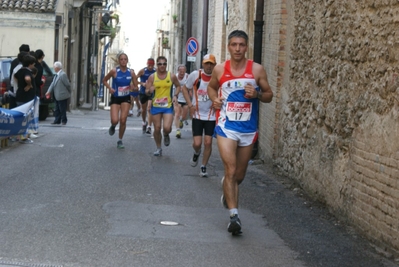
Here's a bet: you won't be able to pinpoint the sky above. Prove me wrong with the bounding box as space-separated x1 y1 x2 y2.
119 0 169 72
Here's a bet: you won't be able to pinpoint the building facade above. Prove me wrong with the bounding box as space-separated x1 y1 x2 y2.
167 0 399 258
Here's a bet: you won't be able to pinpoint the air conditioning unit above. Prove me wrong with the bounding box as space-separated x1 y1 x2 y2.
86 0 103 7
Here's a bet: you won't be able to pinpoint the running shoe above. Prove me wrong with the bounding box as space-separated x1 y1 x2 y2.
137 109 142 117
146 126 152 136
109 125 116 136
164 134 170 146
176 129 181 138
190 149 201 167
179 120 184 129
227 214 242 235
19 138 33 144
128 110 133 116
117 140 124 149
184 120 189 126
200 166 208 177
29 133 39 139
153 148 162 156
142 121 148 134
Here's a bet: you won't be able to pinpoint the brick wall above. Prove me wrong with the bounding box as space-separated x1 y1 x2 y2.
206 0 399 257
273 0 399 257
259 0 286 162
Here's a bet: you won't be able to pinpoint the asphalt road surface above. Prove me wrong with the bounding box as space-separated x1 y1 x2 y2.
0 108 397 267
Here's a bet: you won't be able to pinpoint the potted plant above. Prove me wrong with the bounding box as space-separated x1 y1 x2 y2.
162 37 169 48
172 14 178 23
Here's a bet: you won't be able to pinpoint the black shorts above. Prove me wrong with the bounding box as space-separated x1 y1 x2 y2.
178 102 187 107
139 93 152 104
192 118 216 137
109 95 131 105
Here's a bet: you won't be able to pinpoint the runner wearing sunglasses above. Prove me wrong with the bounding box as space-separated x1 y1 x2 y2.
145 56 181 156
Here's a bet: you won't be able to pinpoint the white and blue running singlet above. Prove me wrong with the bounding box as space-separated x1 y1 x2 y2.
216 59 259 133
139 68 156 94
112 67 132 97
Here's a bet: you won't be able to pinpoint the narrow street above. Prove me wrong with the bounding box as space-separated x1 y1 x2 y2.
0 109 397 267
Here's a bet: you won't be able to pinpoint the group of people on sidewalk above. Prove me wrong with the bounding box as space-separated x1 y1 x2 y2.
103 30 274 236
6 44 71 144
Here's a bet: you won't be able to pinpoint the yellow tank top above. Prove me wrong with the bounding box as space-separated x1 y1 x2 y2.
152 72 173 108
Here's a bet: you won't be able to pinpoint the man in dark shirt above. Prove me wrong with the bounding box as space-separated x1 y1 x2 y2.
10 44 30 78
8 44 30 108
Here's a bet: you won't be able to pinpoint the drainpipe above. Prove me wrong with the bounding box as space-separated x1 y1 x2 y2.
200 0 209 68
253 0 264 64
86 8 93 104
67 10 73 77
77 7 84 107
252 0 265 159
185 0 193 73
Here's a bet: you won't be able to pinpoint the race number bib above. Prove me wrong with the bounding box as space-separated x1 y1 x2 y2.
226 102 252 121
197 89 209 102
117 86 130 96
154 97 168 107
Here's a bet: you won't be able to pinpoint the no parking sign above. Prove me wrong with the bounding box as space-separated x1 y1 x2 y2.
186 37 199 56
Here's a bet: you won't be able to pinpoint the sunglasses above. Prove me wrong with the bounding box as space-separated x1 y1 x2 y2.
157 62 167 66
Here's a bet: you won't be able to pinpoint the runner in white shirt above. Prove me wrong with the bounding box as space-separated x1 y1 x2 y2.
181 54 217 177
172 65 190 138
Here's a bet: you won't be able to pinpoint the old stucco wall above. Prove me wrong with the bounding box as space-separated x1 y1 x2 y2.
0 11 55 63
274 0 399 256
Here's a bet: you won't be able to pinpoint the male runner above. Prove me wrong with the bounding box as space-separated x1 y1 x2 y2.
181 54 217 177
173 64 189 138
145 56 181 156
207 30 273 235
137 58 156 134
128 84 141 117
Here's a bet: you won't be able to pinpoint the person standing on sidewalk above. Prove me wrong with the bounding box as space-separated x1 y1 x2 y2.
145 56 181 156
14 54 36 143
45 61 71 126
181 54 217 177
137 58 156 135
173 64 189 139
207 30 273 235
102 53 138 149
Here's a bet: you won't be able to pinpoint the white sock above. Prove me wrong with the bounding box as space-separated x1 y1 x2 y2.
229 209 238 217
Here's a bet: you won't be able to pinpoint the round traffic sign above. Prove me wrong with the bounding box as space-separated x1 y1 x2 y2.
186 37 199 56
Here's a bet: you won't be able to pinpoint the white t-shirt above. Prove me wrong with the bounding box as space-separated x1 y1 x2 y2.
10 63 23 94
174 73 189 103
185 70 215 121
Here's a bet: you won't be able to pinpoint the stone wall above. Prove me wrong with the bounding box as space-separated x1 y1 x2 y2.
273 0 399 257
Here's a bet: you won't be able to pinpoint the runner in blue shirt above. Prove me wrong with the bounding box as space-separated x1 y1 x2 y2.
103 53 138 149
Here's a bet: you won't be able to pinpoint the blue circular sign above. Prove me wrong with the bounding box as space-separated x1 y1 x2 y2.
186 37 199 56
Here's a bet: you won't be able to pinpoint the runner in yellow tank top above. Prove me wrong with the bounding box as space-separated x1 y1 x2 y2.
146 56 181 156
152 72 173 109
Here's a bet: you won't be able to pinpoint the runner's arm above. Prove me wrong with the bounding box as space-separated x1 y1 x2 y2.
182 84 193 107
136 68 145 87
207 64 224 110
256 64 273 103
103 68 116 94
131 69 139 91
171 74 181 101
145 74 155 95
